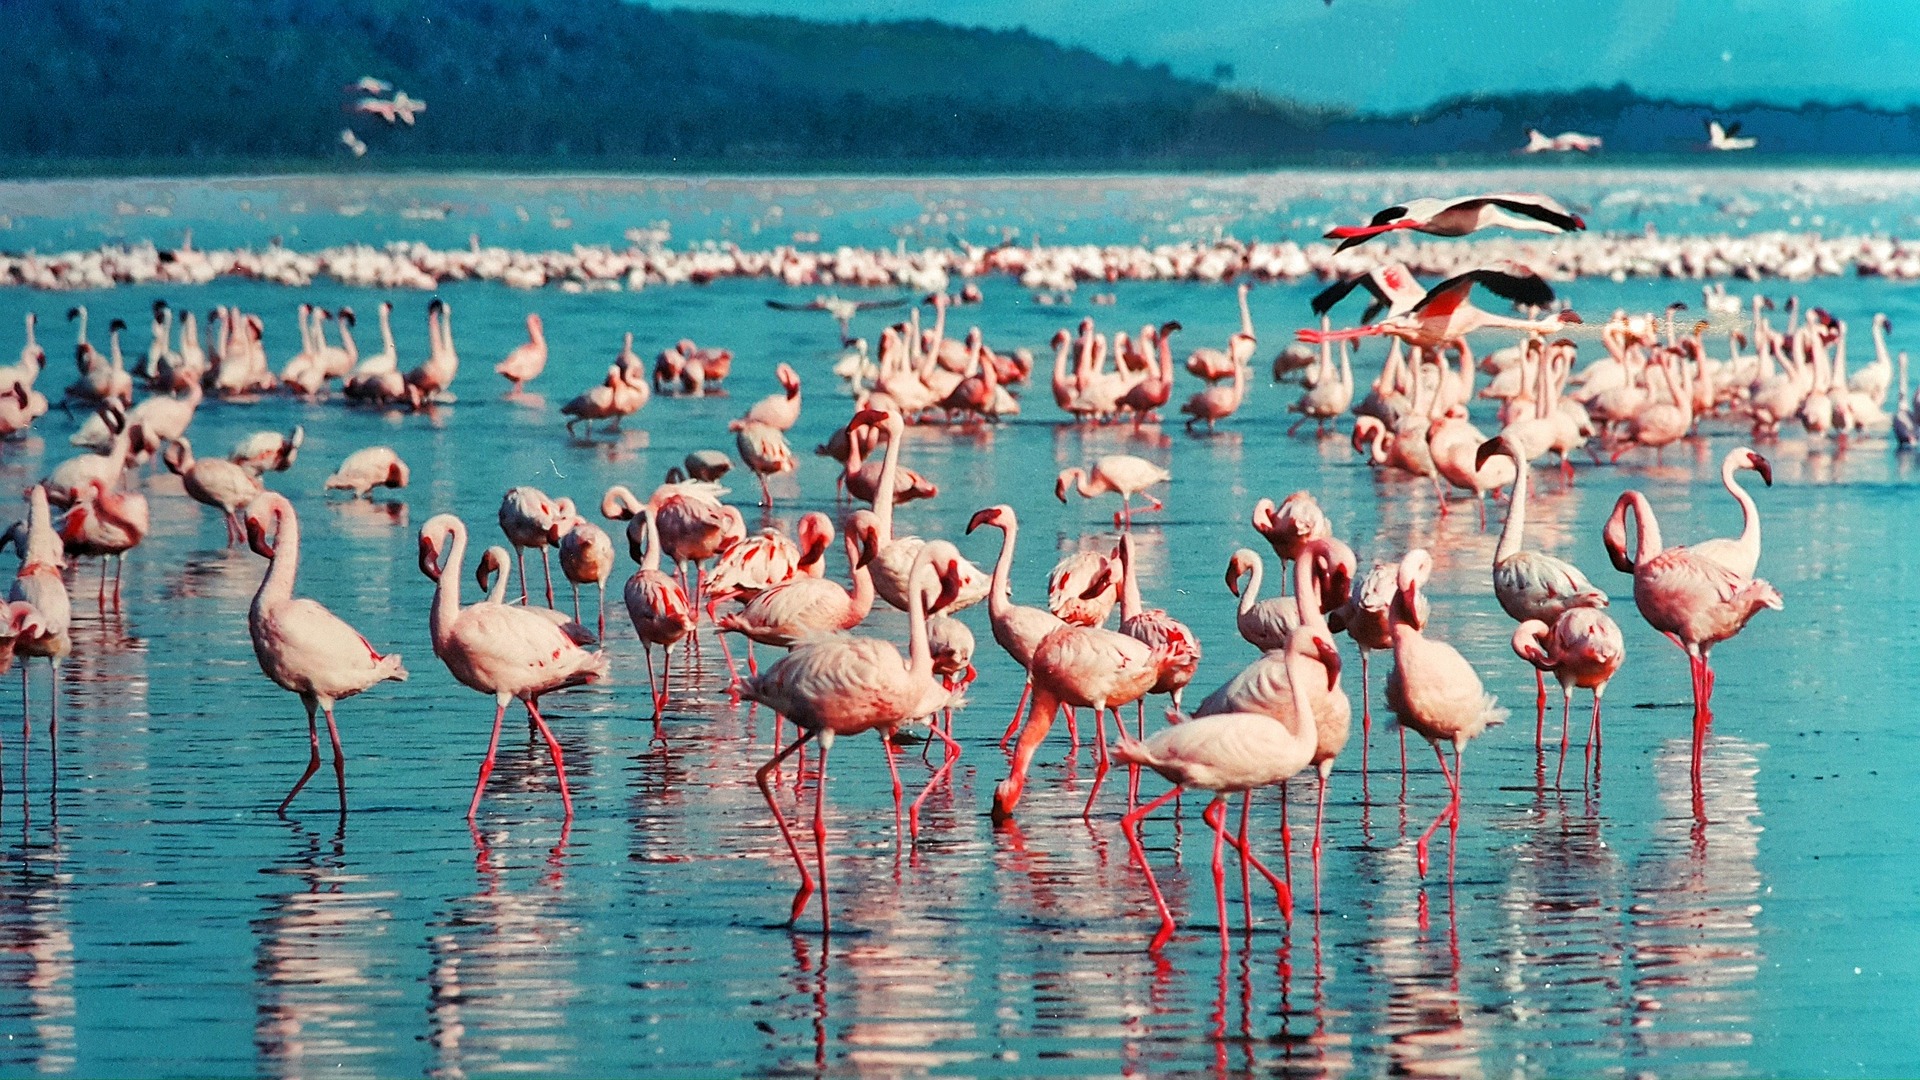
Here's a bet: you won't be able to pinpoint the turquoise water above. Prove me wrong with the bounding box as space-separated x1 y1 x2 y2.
0 174 1914 1075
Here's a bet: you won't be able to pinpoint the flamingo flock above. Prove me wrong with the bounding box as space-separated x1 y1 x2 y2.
0 183 1841 957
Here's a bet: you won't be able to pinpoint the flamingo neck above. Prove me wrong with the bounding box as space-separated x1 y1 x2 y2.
431 522 467 649
1237 558 1261 620
1118 537 1142 621
257 504 300 606
1497 449 1530 564
484 553 510 605
986 520 1017 620
1723 457 1762 568
1237 285 1253 337
872 423 901 541
380 307 395 354
641 508 665 573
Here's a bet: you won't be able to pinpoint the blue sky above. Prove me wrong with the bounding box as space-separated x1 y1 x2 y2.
667 0 1918 111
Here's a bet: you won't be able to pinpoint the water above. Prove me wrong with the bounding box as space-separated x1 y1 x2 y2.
0 172 1915 1076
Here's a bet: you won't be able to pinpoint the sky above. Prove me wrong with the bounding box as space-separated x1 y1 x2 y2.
664 0 1920 112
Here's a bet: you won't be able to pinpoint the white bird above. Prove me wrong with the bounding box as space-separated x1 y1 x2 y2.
1707 120 1756 151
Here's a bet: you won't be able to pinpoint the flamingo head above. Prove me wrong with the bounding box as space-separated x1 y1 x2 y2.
1313 538 1356 612
109 318 127 335
1395 548 1433 630
1602 494 1637 574
1078 559 1115 601
776 363 800 395
387 459 411 489
1742 448 1773 486
417 532 445 581
475 547 504 592
1224 549 1256 596
795 512 834 565
1053 469 1080 504
1248 497 1277 535
1510 620 1554 669
848 407 896 433
1302 626 1343 689
965 504 1010 535
848 511 881 569
932 556 964 614
245 508 276 559
1051 329 1070 349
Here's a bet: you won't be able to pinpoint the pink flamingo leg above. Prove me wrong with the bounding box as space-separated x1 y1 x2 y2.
1359 650 1372 782
882 733 905 837
467 697 508 821
909 724 963 839
1080 708 1113 818
659 649 673 720
278 697 323 814
1312 769 1330 874
540 548 556 608
515 548 530 606
1222 791 1291 916
1119 785 1183 951
1233 796 1254 933
1586 690 1604 781
994 687 1059 820
644 647 661 718
1204 796 1230 953
1555 687 1573 788
525 700 572 820
597 582 607 640
755 728 817 924
322 702 347 815
813 736 833 934
1414 742 1464 877
1279 782 1293 891
570 581 582 624
1534 669 1547 751
996 680 1029 749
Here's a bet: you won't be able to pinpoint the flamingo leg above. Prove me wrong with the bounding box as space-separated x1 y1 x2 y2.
1415 742 1461 877
323 702 347 816
1279 781 1293 891
1313 768 1330 873
755 728 817 924
1080 707 1112 819
999 679 1031 750
467 697 508 821
659 649 673 721
526 699 573 820
515 547 530 605
994 687 1059 821
1220 790 1291 916
1359 649 1372 782
882 732 905 837
540 549 556 608
909 724 963 840
1234 794 1254 933
1204 796 1230 953
712 609 743 686
1534 668 1547 752
1555 686 1573 788
813 737 834 935
570 581 581 624
1588 688 1605 781
1689 652 1709 786
1119 785 1184 951
597 581 606 640
644 646 660 719
278 697 323 815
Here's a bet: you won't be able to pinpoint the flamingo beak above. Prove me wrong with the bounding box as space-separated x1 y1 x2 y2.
246 518 274 560
417 535 442 580
933 561 963 612
1316 636 1343 688
1560 311 1584 325
1224 559 1244 596
849 408 890 428
1751 453 1774 486
1078 564 1112 601
1473 438 1502 471
1054 476 1069 503
964 508 995 534
855 529 879 569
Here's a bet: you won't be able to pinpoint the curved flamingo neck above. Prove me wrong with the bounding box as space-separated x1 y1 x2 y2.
258 502 300 606
431 521 467 649
986 519 1017 619
483 550 510 604
1118 536 1142 621
872 421 901 541
1723 457 1762 567
1494 449 1530 565
844 536 876 627
1071 469 1099 499
1237 557 1262 620
1622 492 1664 564
640 508 665 573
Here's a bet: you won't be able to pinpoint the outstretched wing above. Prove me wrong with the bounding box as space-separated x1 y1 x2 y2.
764 299 820 312
1413 268 1555 315
1485 195 1586 232
1309 274 1371 317
852 298 908 312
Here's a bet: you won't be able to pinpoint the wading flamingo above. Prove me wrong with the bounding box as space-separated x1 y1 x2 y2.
1512 610 1624 786
1055 454 1170 528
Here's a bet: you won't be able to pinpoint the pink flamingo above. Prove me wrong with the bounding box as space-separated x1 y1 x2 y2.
1602 489 1781 787
474 547 597 645
1689 447 1772 578
1055 454 1170 528
1297 269 1581 351
1116 608 1335 951
3 488 71 744
1178 355 1247 432
558 519 615 638
1386 549 1508 876
242 492 408 814
1226 548 1298 651
1330 561 1421 775
162 436 261 544
324 447 410 500
498 486 571 607
1115 532 1200 718
1323 193 1585 251
417 514 610 821
604 476 744 614
621 506 695 719
715 512 879 662
1046 548 1119 627
704 514 831 678
843 424 938 506
730 419 796 507
854 409 990 612
743 545 962 930
493 313 547 393
965 505 1069 751
56 479 147 609
1511 610 1625 786
741 363 802 430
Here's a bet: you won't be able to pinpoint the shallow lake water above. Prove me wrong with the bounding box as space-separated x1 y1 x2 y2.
0 173 1916 1076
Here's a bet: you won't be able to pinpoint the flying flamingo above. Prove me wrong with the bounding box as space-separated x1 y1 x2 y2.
1512 610 1625 786
1602 489 1781 788
1386 549 1508 876
1296 269 1581 351
1115 601 1335 951
1055 454 1171 528
494 313 547 393
965 505 1069 751
621 506 695 720
162 436 262 544
417 514 610 821
324 447 411 499
742 545 962 930
2 487 71 748
1323 193 1586 252
1475 435 1609 747
558 519 615 639
1310 262 1428 325
242 493 408 814
498 486 573 607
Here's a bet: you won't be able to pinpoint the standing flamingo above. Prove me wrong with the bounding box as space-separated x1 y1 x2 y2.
57 479 148 609
1055 454 1171 528
621 506 695 719
1386 549 1508 876
965 505 1068 751
494 313 547 393
1688 447 1772 578
3 487 71 751
715 512 879 668
418 514 609 820
1511 610 1625 786
1475 435 1609 747
730 420 796 507
742 545 961 930
558 519 616 638
854 409 990 611
163 436 262 544
1047 548 1119 628
498 486 572 607
1603 489 1781 788
324 447 411 500
242 493 408 814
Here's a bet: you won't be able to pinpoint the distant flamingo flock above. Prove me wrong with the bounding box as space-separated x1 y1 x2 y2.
1 185 1851 953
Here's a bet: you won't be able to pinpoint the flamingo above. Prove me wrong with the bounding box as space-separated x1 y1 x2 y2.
1178 353 1247 433
621 506 696 719
403 299 458 404
1184 282 1256 381
558 520 616 638
43 402 134 508
163 437 262 544
1055 454 1170 528
1311 262 1427 325
703 513 832 631
1324 193 1586 251
1386 549 1508 876
241 493 408 814
1046 548 1119 628
1603 490 1781 787
965 505 1069 751
417 514 609 821
843 423 939 506
1115 608 1334 951
231 426 304 477
1329 560 1426 776
742 363 802 430
743 545 962 929
1297 269 1581 351
853 409 990 612
498 486 572 607
56 479 148 609
1226 548 1297 651
607 474 744 613
1251 492 1330 591
494 313 547 393
1474 435 1609 746
714 511 879 677
323 447 410 499
1512 610 1624 786
730 420 796 507
3 488 71 748
472 547 597 646
1688 447 1772 579
683 449 732 483
1114 531 1201 719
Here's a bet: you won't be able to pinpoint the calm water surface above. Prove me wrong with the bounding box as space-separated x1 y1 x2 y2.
0 175 1915 1076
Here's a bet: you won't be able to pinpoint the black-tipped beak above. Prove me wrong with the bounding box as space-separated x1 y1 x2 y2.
1474 438 1503 471
1752 454 1773 486
965 508 994 534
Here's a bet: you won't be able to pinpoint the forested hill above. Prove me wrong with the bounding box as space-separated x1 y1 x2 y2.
6 0 1920 174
